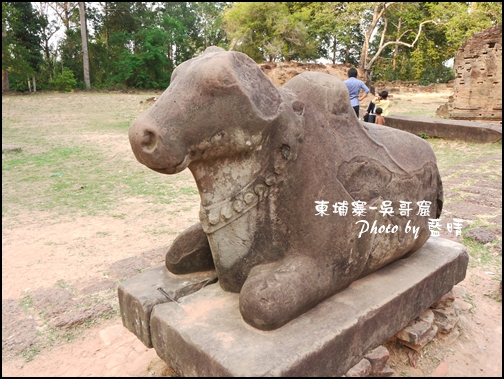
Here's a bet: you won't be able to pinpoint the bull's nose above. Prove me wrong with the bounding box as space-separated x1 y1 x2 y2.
140 129 157 152
129 117 158 153
129 117 161 166
128 115 188 174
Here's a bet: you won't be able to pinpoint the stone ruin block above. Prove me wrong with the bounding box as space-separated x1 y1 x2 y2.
117 266 217 348
141 238 468 377
442 24 502 121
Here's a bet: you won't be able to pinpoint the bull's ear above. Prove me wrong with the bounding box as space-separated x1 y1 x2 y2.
291 100 305 116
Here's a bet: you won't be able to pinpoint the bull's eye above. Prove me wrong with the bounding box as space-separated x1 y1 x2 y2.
141 130 157 151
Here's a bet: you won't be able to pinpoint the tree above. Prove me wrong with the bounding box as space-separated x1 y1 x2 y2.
302 2 364 65
48 1 78 30
426 2 502 58
2 3 11 91
33 2 60 84
2 2 44 92
345 3 438 82
192 2 228 53
78 2 90 89
223 2 317 62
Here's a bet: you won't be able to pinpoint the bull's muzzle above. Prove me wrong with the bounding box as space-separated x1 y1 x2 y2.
129 115 187 174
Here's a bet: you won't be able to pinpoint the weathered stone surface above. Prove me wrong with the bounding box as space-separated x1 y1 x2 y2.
2 298 23 326
345 359 372 377
452 285 469 299
437 24 502 122
109 256 152 280
165 222 214 274
377 365 395 377
129 46 444 331
364 345 390 374
452 298 473 311
430 291 455 309
31 286 76 318
2 317 39 355
432 306 459 334
417 309 435 325
396 320 434 346
464 227 497 244
149 238 468 377
2 299 39 357
492 242 502 254
118 266 217 348
80 280 117 295
51 303 114 329
385 114 502 143
397 324 438 351
489 214 502 224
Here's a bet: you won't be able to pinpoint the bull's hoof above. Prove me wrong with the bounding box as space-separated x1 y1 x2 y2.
239 255 330 330
165 222 215 274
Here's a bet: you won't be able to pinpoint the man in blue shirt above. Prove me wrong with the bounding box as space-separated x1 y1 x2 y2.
344 68 370 118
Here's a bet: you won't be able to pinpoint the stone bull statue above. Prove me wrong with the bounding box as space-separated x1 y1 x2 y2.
129 47 443 331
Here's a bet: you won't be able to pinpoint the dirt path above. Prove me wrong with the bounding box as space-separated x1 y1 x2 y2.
2 89 501 377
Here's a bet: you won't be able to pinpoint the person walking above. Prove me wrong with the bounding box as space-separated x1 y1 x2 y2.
344 67 370 118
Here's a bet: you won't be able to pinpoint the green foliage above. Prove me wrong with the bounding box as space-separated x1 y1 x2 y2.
426 2 502 58
2 1 45 90
2 2 502 89
223 2 317 62
50 67 77 92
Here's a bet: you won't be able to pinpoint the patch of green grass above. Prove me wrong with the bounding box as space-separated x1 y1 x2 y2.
19 295 34 312
21 346 41 362
462 237 502 271
2 144 198 220
463 293 477 311
3 92 199 222
428 140 502 171
179 187 199 195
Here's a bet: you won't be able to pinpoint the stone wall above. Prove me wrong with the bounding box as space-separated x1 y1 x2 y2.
444 24 502 121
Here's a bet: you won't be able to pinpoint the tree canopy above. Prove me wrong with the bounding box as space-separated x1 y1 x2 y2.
2 2 501 91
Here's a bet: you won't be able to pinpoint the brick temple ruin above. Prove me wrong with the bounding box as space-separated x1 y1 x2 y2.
437 23 502 122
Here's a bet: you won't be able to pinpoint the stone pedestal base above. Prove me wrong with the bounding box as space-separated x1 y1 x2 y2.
128 238 468 376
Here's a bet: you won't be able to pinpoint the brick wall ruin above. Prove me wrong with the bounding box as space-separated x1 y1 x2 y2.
449 24 502 121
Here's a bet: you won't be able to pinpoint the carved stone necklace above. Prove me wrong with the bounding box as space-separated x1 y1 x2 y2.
199 168 279 234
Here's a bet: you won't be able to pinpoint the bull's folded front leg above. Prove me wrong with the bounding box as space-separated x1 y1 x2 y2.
165 222 215 274
239 254 332 330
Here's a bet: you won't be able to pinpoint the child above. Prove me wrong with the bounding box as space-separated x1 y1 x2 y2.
375 107 386 125
363 90 390 121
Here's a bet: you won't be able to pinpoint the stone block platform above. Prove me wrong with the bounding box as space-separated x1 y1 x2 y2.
383 114 502 143
119 238 468 377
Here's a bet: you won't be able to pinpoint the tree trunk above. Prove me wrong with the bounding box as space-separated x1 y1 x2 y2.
2 18 8 91
32 74 37 93
2 70 9 92
27 79 31 92
332 36 337 64
393 18 402 72
104 2 110 61
79 2 91 90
